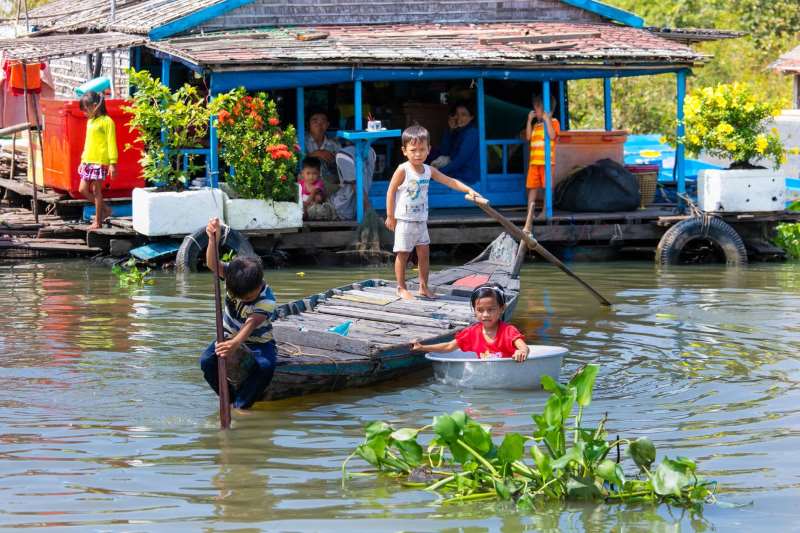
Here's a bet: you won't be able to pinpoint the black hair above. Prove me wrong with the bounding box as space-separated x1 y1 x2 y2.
532 93 557 112
401 124 430 148
301 156 321 171
307 108 329 123
225 255 264 299
451 100 474 117
79 90 107 117
470 283 506 309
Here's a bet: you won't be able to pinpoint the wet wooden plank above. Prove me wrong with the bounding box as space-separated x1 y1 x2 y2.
272 323 387 356
328 294 473 323
314 304 455 330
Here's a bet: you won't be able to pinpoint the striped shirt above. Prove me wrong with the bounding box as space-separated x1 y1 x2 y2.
529 118 560 167
223 283 276 344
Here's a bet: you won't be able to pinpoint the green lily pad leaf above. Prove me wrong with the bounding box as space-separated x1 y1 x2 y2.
568 364 599 407
390 428 418 442
531 444 552 480
355 443 378 466
451 410 468 429
628 437 656 471
566 475 602 500
498 433 525 465
366 435 388 460
652 458 693 497
396 439 423 467
365 421 391 440
494 478 512 500
596 459 626 489
433 414 459 442
462 421 492 455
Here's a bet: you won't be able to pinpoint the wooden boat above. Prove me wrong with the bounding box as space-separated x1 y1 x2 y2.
264 233 523 400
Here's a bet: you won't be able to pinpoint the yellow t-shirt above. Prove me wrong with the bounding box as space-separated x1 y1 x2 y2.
81 115 118 165
529 118 560 167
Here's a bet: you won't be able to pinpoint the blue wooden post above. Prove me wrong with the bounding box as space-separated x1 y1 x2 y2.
603 77 612 131
676 70 687 202
296 86 305 156
477 77 487 189
543 81 553 220
208 73 219 187
558 80 567 129
161 58 171 88
354 79 364 222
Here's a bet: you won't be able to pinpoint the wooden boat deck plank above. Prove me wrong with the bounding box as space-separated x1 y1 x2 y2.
328 295 474 323
313 304 456 329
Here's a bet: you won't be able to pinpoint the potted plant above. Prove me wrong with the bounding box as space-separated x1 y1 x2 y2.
124 70 224 237
667 82 787 212
210 88 302 230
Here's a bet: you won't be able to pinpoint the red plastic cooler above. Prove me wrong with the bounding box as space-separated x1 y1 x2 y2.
39 98 145 199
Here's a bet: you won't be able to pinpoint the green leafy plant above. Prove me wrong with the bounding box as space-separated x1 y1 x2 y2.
221 249 237 262
772 201 800 259
209 88 299 202
343 364 716 510
664 83 787 169
111 258 154 286
124 69 210 190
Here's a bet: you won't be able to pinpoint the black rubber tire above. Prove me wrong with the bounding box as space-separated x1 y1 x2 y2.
175 225 256 273
656 216 748 266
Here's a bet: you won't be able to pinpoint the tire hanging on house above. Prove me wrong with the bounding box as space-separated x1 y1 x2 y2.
656 216 748 266
176 225 256 273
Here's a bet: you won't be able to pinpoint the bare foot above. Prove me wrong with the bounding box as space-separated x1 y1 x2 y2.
396 287 414 300
418 286 437 299
89 221 101 230
233 408 252 417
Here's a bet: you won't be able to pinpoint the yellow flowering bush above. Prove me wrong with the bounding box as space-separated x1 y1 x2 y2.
665 83 785 169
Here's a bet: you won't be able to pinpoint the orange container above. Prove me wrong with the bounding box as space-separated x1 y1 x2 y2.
38 98 145 199
554 129 627 186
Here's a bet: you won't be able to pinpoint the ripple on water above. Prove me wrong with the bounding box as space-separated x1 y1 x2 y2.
0 260 799 530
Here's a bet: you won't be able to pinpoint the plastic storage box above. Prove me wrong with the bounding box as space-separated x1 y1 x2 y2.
35 98 145 199
698 169 786 213
555 130 627 186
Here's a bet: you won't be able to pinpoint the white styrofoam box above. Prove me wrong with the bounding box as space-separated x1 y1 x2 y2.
132 187 225 236
698 169 786 213
224 184 302 230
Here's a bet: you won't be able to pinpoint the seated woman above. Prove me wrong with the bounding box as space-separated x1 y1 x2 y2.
435 102 480 184
305 110 341 195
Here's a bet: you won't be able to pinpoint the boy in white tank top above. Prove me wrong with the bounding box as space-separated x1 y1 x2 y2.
385 125 483 300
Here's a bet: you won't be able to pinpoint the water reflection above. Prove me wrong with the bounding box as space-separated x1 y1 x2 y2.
0 260 799 530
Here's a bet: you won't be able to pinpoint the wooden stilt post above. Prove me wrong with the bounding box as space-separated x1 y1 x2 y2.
21 61 39 224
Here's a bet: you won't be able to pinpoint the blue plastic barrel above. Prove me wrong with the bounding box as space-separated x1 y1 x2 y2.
74 76 111 96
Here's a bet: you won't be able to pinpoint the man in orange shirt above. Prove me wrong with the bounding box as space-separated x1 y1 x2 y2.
524 95 560 232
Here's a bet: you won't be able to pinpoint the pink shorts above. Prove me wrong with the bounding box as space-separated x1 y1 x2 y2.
78 163 109 181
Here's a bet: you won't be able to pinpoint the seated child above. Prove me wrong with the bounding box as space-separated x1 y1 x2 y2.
200 217 278 409
412 284 529 361
300 156 336 221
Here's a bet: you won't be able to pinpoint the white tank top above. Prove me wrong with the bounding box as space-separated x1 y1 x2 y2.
394 162 431 221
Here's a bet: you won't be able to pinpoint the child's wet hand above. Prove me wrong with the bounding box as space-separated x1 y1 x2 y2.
528 110 536 122
215 339 239 358
411 340 424 352
206 217 221 238
385 217 397 231
108 164 117 178
512 349 529 363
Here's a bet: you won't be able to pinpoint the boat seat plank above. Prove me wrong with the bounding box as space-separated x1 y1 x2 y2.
327 295 473 323
336 292 398 306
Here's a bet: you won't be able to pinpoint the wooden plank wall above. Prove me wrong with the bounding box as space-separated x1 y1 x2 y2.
196 0 605 31
48 51 131 100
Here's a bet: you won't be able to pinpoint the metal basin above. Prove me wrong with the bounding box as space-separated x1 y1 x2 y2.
425 345 566 390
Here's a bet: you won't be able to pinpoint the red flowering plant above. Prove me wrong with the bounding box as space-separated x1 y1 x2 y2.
209 89 299 201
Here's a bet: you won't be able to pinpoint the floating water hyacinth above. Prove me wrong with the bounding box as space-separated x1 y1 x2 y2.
343 364 716 510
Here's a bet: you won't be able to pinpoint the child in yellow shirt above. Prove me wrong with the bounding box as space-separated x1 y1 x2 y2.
524 95 560 232
78 91 117 229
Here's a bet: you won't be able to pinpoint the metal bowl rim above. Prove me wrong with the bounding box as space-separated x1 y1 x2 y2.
424 345 567 363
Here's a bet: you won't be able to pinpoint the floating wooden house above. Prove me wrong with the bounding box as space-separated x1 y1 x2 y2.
5 0 794 264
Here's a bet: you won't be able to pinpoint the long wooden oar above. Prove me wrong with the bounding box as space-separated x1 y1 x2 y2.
210 228 231 429
467 195 612 307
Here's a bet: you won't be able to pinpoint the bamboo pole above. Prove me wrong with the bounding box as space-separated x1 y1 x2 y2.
467 194 612 306
210 228 231 429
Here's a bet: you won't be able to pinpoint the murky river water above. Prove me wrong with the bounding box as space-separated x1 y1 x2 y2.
1 259 799 532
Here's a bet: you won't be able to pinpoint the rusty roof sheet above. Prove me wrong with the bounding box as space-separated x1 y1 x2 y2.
27 0 222 35
150 22 706 69
771 45 800 74
0 31 148 62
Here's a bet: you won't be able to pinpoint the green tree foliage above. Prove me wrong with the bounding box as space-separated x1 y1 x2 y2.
569 0 800 135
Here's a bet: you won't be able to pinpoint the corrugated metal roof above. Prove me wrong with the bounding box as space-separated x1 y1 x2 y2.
0 32 148 62
645 27 744 44
771 45 800 75
150 22 706 69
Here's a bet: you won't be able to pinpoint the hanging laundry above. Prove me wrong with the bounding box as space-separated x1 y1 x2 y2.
4 61 46 95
